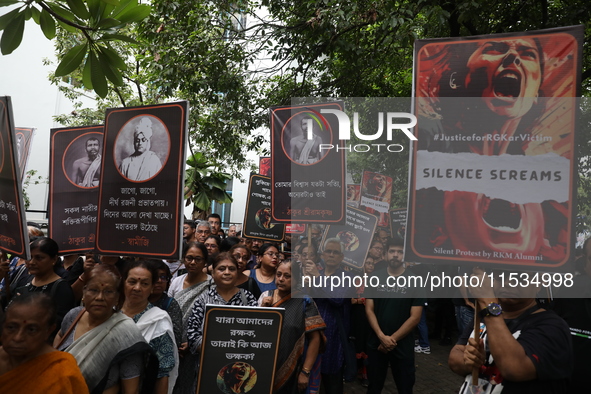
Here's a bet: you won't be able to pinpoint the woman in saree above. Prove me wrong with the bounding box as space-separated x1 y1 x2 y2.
121 260 179 394
167 242 211 394
259 260 326 394
55 264 153 394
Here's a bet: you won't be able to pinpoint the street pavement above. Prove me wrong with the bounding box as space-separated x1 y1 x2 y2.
340 341 464 394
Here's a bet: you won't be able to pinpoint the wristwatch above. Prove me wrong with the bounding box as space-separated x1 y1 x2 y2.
479 302 502 319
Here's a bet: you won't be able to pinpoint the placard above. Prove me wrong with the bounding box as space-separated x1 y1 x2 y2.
259 156 271 176
96 102 188 258
243 174 285 241
407 26 582 269
346 184 360 207
197 305 283 394
49 125 103 253
390 208 407 240
14 127 34 183
322 206 378 270
271 101 346 224
0 97 29 259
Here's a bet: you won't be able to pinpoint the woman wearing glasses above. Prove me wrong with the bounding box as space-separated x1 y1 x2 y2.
230 244 262 299
55 264 153 394
186 252 257 357
243 243 279 293
168 242 211 394
147 260 183 349
120 261 179 394
204 235 221 258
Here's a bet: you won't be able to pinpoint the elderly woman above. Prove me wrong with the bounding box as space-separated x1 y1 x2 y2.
187 252 257 357
259 260 326 394
0 292 89 393
14 237 75 341
167 242 211 394
55 265 152 394
121 260 179 394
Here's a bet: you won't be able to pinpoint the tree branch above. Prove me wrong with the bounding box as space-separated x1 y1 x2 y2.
37 1 94 32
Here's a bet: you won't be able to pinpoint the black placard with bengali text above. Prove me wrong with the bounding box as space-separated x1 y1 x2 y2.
0 97 29 259
243 174 285 241
48 125 103 253
96 102 188 258
198 305 283 394
271 101 346 224
390 208 407 241
322 206 377 270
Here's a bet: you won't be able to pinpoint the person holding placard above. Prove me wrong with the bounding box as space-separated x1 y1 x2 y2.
259 260 326 394
186 252 257 380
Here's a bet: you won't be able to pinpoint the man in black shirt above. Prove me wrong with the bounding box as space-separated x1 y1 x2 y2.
449 269 573 393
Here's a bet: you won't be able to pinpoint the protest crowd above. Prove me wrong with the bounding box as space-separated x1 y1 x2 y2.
0 213 589 394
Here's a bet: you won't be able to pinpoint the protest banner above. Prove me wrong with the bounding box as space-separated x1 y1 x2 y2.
197 305 283 394
359 170 392 229
243 174 285 241
96 101 188 258
14 127 34 183
286 224 306 235
407 26 583 269
322 206 378 270
48 125 103 253
271 101 346 224
259 156 271 176
346 184 360 207
0 97 29 259
390 208 407 241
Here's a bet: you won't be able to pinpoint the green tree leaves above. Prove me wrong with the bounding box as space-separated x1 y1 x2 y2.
0 9 23 54
54 42 87 76
0 0 151 97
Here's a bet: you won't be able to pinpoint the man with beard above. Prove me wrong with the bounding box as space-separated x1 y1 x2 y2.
73 137 101 187
208 213 222 236
183 220 197 243
365 237 425 394
245 239 264 270
449 268 573 393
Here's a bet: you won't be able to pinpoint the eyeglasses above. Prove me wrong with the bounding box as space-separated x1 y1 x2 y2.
85 287 118 299
205 244 218 249
185 255 205 263
197 230 210 234
157 275 169 282
323 249 342 255
264 252 279 258
232 254 249 261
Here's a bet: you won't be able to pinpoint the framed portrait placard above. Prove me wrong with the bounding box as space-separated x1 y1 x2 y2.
271 101 346 224
49 125 103 253
96 101 188 258
0 97 29 259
